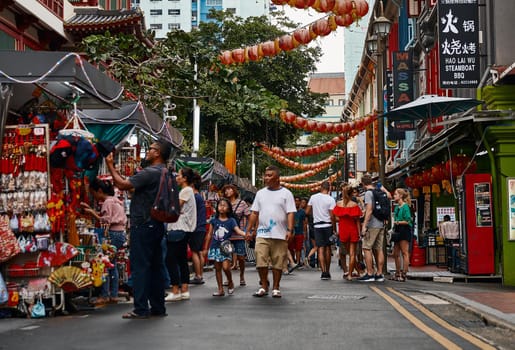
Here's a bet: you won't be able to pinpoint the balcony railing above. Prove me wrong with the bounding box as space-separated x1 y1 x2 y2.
37 0 64 19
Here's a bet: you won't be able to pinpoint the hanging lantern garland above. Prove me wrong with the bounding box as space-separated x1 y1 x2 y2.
260 145 344 170
279 110 376 134
219 0 369 65
281 171 340 190
271 0 369 18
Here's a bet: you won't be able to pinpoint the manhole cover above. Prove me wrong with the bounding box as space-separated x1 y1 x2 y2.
307 294 367 300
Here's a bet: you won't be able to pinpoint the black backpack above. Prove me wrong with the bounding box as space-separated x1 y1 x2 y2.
369 189 390 221
150 167 181 223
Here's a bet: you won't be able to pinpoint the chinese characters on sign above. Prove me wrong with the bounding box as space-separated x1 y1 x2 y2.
438 0 480 88
474 182 492 227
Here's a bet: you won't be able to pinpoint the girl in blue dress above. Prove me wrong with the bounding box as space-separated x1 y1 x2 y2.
207 198 247 296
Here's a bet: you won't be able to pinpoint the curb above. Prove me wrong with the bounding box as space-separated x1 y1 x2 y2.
421 290 515 333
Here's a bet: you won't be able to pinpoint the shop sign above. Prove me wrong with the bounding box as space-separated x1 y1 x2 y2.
438 0 480 89
508 178 515 240
392 51 414 109
474 182 492 227
347 153 356 179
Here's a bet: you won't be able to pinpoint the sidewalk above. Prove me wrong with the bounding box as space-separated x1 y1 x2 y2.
387 256 515 332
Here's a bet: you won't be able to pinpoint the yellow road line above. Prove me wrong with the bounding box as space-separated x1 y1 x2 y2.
370 285 462 350
387 287 496 350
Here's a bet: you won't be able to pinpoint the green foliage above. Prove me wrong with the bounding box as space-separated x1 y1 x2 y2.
78 10 328 179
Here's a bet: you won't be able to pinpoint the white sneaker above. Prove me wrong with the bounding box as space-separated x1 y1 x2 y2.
164 293 182 302
181 291 190 300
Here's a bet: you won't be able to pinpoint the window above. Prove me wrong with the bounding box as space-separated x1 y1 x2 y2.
338 99 345 106
226 8 236 14
149 23 163 29
327 99 334 106
206 0 222 5
168 9 180 15
150 9 162 15
168 23 181 30
150 0 162 2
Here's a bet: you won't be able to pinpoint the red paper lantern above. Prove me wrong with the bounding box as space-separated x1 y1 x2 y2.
306 120 317 131
271 0 289 4
335 14 354 27
316 122 327 132
293 0 316 8
353 0 369 17
404 176 414 188
313 0 336 12
431 163 447 182
333 0 353 15
231 48 245 63
331 136 341 145
333 123 344 133
261 41 277 57
279 34 296 51
311 18 333 36
445 154 475 177
295 116 307 128
220 51 233 65
247 45 261 61
325 123 335 133
293 28 313 45
285 111 297 123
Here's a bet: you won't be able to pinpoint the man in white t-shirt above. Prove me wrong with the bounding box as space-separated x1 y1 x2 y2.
247 165 296 298
306 181 336 280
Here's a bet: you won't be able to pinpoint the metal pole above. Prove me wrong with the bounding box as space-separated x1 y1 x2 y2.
251 147 256 187
377 40 385 185
192 62 200 157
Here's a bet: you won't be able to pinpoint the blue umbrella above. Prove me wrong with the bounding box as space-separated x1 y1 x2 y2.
382 94 483 121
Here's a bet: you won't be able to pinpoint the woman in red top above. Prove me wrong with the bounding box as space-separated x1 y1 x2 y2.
333 184 362 281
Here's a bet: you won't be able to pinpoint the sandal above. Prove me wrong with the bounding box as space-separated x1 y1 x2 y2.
212 291 225 297
223 281 229 286
271 289 282 298
253 288 268 297
122 311 149 319
240 280 246 286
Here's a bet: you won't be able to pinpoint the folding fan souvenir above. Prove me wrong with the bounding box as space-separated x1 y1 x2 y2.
48 266 92 292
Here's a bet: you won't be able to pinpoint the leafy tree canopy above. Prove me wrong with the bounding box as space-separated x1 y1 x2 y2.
79 10 328 178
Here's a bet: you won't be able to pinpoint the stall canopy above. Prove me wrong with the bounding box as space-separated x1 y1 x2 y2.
0 51 124 109
79 101 184 148
0 50 125 147
175 157 257 201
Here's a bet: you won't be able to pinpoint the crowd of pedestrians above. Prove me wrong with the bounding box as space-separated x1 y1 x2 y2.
93 140 413 319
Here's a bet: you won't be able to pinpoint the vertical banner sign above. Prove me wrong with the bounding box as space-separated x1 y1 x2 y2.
366 123 378 173
438 0 480 88
392 51 414 108
347 153 356 179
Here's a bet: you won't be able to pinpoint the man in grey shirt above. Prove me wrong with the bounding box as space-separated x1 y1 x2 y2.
358 174 391 282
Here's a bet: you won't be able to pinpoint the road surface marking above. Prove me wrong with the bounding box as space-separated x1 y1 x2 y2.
388 287 496 350
370 285 461 350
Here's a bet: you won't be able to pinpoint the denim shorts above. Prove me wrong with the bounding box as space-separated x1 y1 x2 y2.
231 240 246 256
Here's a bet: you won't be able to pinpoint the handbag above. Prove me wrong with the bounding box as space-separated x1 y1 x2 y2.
0 272 7 305
0 218 21 263
220 240 234 255
31 295 46 318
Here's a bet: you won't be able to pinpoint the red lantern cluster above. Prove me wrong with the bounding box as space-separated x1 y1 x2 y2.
445 154 477 177
279 110 376 135
219 1 369 66
271 0 369 17
281 171 339 190
260 144 342 170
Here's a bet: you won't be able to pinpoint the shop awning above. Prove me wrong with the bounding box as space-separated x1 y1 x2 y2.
79 101 184 148
0 51 123 109
386 122 472 179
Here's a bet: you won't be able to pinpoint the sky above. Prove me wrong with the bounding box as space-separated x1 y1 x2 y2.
280 6 345 74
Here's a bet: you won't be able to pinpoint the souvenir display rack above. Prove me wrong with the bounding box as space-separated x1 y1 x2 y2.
0 124 65 316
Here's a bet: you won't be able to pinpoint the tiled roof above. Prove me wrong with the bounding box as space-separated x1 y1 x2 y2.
308 73 346 94
64 8 144 33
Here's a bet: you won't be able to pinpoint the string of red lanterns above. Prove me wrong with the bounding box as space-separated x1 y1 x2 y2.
281 171 340 190
279 110 376 134
260 145 344 170
219 0 369 65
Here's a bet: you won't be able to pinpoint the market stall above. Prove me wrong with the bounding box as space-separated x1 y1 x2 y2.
0 51 126 317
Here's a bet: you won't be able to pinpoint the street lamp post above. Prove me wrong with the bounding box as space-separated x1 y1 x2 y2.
366 0 392 185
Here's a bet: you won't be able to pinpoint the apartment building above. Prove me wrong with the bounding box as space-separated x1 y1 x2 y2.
133 0 270 38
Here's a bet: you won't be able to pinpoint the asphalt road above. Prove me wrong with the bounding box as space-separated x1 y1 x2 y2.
0 259 513 350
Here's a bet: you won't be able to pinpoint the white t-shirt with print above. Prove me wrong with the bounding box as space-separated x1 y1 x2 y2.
308 192 336 228
168 186 196 232
251 186 296 240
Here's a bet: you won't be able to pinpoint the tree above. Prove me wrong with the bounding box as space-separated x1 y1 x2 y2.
79 10 328 179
